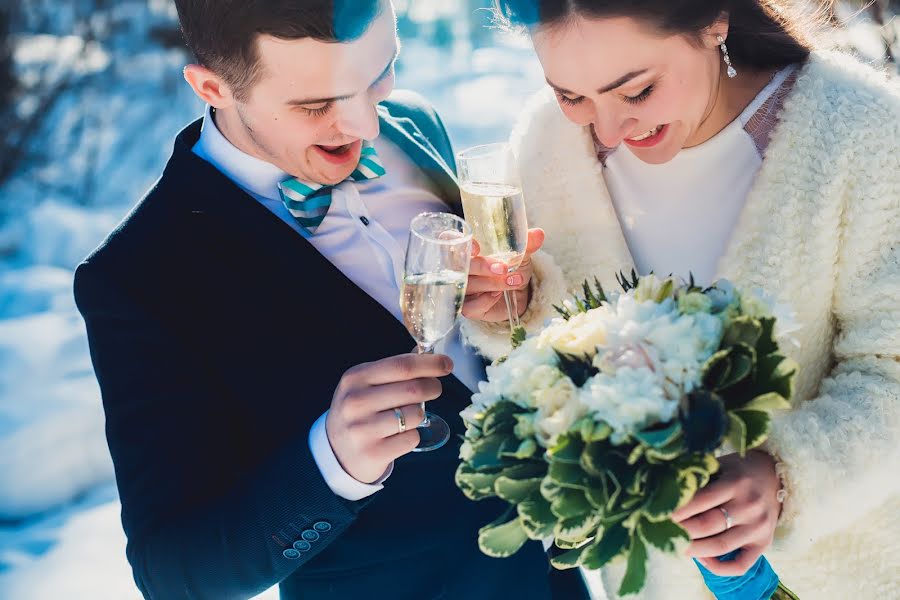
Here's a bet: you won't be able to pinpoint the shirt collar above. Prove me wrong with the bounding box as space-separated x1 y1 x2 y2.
194 104 291 201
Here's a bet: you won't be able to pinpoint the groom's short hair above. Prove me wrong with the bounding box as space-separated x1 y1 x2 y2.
174 0 383 101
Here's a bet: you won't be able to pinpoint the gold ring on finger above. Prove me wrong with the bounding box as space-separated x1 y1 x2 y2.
394 407 406 433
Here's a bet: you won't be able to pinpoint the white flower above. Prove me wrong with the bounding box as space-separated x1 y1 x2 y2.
537 308 609 357
580 367 678 444
533 376 586 447
593 342 661 375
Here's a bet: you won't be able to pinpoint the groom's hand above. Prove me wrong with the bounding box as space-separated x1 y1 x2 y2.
462 228 544 323
325 353 453 484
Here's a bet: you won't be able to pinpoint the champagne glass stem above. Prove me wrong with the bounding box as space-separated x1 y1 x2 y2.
504 267 521 332
416 343 435 426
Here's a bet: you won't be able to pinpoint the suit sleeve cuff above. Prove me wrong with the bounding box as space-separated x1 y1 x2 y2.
308 411 392 501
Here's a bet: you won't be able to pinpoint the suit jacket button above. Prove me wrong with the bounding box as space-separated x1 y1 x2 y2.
313 521 332 533
293 540 312 552
301 529 320 542
283 548 301 559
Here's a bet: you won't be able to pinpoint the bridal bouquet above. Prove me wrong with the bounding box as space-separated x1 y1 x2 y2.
456 273 799 597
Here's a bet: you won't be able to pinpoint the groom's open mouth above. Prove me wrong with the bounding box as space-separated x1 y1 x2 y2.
314 140 362 165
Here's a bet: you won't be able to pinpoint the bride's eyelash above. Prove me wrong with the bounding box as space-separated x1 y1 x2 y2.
556 93 583 106
302 104 332 117
623 85 654 105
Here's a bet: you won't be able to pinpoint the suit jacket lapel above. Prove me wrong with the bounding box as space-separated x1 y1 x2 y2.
377 107 462 216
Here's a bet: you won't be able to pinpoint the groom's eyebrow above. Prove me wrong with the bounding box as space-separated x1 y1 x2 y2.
286 42 401 106
545 69 649 95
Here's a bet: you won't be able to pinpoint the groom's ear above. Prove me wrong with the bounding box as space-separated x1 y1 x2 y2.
183 64 235 109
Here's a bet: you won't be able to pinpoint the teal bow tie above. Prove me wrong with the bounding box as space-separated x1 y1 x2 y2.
278 141 386 234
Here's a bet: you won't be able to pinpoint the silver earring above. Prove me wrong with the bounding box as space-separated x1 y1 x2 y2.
717 35 737 79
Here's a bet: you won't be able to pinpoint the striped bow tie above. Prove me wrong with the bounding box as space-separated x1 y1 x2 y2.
278 141 386 234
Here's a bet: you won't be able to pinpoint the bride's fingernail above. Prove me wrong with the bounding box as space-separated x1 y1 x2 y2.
506 274 523 286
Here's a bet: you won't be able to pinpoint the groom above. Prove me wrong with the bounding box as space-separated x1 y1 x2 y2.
74 1 582 598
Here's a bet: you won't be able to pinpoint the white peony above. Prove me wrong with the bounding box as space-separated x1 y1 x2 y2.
743 288 802 347
537 308 609 357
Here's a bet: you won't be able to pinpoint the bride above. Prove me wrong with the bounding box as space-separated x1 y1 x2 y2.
460 1 900 598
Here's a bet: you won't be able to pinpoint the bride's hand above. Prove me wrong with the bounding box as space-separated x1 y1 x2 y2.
671 450 782 576
462 228 544 323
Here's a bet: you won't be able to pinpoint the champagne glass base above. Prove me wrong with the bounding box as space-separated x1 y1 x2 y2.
412 412 451 452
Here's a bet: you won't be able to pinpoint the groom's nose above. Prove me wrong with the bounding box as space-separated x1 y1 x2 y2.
336 98 380 141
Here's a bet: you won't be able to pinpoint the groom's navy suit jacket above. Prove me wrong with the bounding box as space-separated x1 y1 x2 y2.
75 92 579 599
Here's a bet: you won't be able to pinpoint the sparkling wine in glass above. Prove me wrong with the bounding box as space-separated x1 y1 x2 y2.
400 212 472 452
456 143 529 332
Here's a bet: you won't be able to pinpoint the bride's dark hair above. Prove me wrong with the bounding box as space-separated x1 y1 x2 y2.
493 0 829 70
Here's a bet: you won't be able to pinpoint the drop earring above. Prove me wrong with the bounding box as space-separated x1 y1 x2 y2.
717 35 737 78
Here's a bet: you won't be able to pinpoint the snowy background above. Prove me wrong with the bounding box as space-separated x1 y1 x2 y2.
0 1 896 598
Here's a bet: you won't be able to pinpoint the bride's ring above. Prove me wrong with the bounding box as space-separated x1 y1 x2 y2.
719 507 734 530
394 408 407 433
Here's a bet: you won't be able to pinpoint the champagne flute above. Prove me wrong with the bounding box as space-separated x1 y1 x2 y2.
455 143 529 333
400 212 472 452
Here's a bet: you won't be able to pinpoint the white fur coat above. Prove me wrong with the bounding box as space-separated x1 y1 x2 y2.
461 51 900 599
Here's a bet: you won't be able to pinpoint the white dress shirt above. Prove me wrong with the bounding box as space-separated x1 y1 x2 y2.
193 106 484 501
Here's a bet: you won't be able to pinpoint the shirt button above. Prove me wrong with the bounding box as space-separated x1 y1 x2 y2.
301 529 320 542
293 540 312 552
359 216 370 226
313 521 332 533
282 548 301 559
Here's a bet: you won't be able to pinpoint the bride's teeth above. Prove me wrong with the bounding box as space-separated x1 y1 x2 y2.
629 126 660 141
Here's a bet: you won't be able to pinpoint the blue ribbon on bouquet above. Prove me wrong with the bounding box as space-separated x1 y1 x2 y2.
694 551 780 600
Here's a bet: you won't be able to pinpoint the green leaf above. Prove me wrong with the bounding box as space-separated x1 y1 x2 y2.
549 434 585 464
455 465 501 500
554 537 589 550
581 521 629 569
555 512 602 541
550 488 593 519
482 401 521 436
494 476 542 503
734 409 771 450
742 392 791 413
588 421 613 442
503 461 548 480
634 422 682 449
643 468 683 519
548 461 593 490
585 485 607 509
510 326 527 349
701 349 732 390
540 476 564 502
468 434 507 470
723 315 763 348
721 344 756 389
638 518 690 553
617 535 649 597
727 412 748 456
500 438 538 460
626 444 645 465
478 517 529 558
518 496 556 539
549 545 588 570
756 317 777 355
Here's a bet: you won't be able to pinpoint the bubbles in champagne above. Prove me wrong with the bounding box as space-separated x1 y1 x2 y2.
460 183 528 270
400 271 468 347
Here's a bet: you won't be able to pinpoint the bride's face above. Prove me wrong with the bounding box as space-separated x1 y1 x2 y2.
532 15 726 165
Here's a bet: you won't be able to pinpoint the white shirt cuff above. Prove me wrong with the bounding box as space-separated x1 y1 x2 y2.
308 410 393 501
